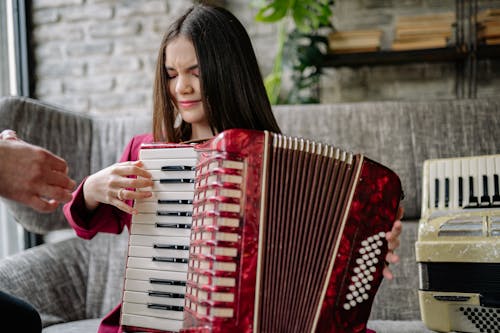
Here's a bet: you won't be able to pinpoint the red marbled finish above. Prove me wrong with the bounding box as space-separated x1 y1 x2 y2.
315 158 402 333
183 129 266 333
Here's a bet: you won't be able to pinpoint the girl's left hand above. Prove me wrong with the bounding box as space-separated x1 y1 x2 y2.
383 205 404 280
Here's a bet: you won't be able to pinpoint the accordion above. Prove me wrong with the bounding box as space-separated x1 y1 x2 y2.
416 155 500 333
120 129 402 333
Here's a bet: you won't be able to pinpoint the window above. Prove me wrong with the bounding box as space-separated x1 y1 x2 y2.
0 0 31 258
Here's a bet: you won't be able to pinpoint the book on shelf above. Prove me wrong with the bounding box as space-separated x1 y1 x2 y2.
391 12 454 51
476 8 500 23
478 20 500 39
485 37 500 45
391 36 449 51
328 29 382 54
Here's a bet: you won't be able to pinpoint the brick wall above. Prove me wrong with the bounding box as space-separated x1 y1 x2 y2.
31 0 500 114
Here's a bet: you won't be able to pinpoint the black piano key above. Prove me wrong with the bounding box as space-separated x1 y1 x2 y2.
480 175 491 206
149 278 186 286
155 222 191 229
434 178 439 208
153 244 189 251
160 178 194 184
152 257 188 264
444 178 450 208
157 211 192 217
158 199 193 204
458 176 463 207
161 165 195 171
148 291 185 298
466 176 479 208
147 303 184 312
492 174 500 206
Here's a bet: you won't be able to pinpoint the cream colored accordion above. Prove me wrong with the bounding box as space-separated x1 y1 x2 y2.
416 154 500 333
120 129 402 333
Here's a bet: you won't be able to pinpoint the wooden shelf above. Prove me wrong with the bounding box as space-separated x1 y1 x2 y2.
322 44 500 68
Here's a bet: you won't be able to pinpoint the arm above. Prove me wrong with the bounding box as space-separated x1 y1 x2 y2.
63 135 154 239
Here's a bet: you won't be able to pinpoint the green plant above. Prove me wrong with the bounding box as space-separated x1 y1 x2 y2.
253 0 334 104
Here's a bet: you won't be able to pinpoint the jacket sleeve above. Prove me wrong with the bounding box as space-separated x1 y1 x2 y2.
63 136 138 240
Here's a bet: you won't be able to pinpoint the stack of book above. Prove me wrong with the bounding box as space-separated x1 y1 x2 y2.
391 12 454 51
477 8 500 45
328 29 382 54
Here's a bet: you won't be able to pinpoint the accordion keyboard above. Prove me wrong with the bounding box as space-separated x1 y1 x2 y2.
120 144 197 333
422 154 500 218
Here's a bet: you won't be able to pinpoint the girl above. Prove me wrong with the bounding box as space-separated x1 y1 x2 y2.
64 4 402 333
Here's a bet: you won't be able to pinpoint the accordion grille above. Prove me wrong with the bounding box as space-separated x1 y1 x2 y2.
258 135 357 332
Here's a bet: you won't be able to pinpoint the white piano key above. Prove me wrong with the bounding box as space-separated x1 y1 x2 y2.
140 181 195 192
461 159 470 207
127 257 188 272
428 161 437 210
134 201 193 214
122 302 184 321
451 159 461 209
469 157 479 207
132 213 192 225
436 160 446 209
123 291 185 307
124 278 186 295
146 169 195 180
128 246 189 259
121 313 183 332
130 224 191 237
129 235 190 247
139 147 197 160
136 191 194 202
141 158 197 170
125 268 187 282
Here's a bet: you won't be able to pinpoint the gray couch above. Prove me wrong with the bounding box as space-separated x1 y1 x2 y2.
0 96 499 333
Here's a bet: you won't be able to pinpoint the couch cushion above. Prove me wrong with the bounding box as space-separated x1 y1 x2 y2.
274 99 500 220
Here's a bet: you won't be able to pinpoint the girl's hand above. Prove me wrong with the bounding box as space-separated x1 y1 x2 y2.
383 205 404 280
83 160 154 214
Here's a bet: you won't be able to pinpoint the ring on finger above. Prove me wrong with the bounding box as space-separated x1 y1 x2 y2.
117 188 125 201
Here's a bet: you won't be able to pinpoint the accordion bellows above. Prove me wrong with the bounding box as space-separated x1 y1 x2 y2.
120 129 402 333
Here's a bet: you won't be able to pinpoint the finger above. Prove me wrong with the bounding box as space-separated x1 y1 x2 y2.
117 189 153 202
117 161 153 179
0 129 18 140
396 205 404 220
110 198 137 215
44 169 76 190
122 177 155 190
45 187 73 203
385 250 400 264
28 196 59 213
382 265 394 280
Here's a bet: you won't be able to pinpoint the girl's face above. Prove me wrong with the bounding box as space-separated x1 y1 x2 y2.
165 36 211 139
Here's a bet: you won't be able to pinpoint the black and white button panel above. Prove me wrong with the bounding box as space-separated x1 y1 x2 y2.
343 231 385 311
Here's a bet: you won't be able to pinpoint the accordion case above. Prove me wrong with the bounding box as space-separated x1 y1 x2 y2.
120 129 402 333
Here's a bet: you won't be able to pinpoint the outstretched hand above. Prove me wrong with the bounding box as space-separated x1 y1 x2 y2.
0 130 76 213
382 205 404 280
83 160 154 215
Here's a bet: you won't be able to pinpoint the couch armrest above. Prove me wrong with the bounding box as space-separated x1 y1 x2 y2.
0 237 89 327
0 96 93 234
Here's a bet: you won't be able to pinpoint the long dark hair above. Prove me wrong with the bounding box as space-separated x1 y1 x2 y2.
152 4 281 142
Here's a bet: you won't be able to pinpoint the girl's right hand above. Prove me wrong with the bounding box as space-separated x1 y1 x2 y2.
83 160 154 215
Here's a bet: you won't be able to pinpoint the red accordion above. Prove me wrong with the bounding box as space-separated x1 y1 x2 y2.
120 129 402 333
